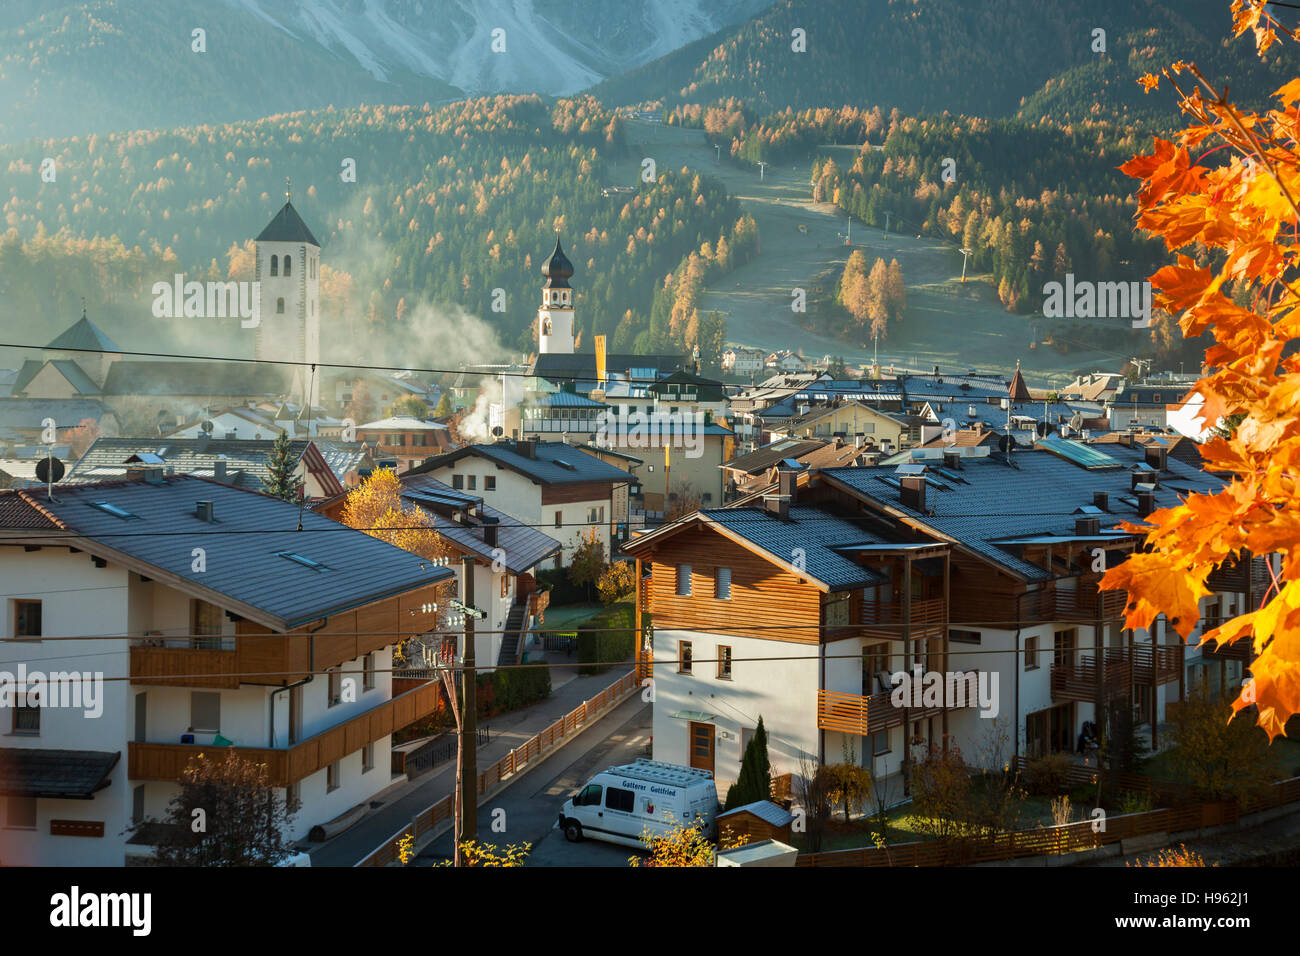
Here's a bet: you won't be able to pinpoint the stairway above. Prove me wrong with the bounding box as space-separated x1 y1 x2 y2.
496 600 529 667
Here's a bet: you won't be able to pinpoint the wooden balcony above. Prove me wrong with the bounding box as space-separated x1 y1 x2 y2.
1049 646 1182 703
952 581 1126 628
1206 555 1271 595
816 674 977 736
128 681 441 787
857 598 946 641
130 645 239 689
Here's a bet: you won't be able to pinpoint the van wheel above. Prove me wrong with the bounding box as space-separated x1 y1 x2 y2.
563 820 583 843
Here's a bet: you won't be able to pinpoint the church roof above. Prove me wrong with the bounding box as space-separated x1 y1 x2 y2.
45 315 121 354
541 236 573 288
1008 364 1032 402
257 200 319 246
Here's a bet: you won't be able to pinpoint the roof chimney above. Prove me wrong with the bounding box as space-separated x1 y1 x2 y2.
777 466 798 501
196 500 214 523
942 451 961 471
127 465 165 485
483 516 499 549
519 436 539 459
1075 516 1100 536
900 475 926 513
1144 444 1168 472
214 459 227 483
1093 491 1109 511
764 493 790 520
1137 489 1156 518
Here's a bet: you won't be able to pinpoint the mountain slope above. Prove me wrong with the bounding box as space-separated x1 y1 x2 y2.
0 0 772 143
588 0 1293 123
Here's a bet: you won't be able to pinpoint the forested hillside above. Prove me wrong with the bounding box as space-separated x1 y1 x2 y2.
0 96 756 368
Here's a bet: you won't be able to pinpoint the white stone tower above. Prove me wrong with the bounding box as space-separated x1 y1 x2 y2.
255 180 321 406
537 235 575 355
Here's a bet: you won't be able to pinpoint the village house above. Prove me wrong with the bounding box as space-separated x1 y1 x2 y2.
0 472 453 865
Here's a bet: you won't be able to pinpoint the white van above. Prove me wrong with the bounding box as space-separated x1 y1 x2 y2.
558 758 720 849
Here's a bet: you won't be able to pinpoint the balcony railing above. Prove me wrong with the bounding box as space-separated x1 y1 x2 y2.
951 582 1126 627
816 672 978 736
1206 555 1271 595
1049 646 1182 703
128 681 441 787
130 645 239 689
857 598 946 640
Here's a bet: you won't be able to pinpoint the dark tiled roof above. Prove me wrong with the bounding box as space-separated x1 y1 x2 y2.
45 315 122 353
0 749 119 798
256 200 320 245
400 475 562 573
0 398 111 431
698 505 889 591
723 439 825 476
821 445 1226 581
0 476 454 630
102 361 289 397
531 353 684 382
412 440 632 486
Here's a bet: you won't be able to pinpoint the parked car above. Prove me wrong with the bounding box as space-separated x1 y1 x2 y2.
558 759 719 849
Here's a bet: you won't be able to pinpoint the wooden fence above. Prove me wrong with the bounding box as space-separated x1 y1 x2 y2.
796 774 1300 867
357 670 639 866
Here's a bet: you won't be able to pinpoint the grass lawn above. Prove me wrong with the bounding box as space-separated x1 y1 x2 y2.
536 602 605 631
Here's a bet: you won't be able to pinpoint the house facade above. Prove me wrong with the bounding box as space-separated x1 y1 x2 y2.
0 474 453 865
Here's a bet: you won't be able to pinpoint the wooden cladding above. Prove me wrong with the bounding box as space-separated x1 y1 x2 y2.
130 646 239 689
541 481 614 506
50 819 104 838
128 681 441 787
149 582 449 687
646 526 820 642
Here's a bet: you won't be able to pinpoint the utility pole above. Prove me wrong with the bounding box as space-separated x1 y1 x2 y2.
455 555 480 865
959 247 972 282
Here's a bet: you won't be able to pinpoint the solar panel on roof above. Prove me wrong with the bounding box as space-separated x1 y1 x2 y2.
895 463 926 475
1034 435 1122 469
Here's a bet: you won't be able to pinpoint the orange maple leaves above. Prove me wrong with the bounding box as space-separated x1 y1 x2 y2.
1103 3 1300 738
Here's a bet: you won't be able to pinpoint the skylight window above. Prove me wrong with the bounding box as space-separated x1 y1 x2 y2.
88 501 139 520
275 551 330 572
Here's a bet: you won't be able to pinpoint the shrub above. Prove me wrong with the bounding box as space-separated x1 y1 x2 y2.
577 603 637 675
1023 753 1074 796
476 662 551 717
596 561 636 605
536 567 586 605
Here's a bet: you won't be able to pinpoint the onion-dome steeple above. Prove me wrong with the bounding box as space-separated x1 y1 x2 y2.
541 235 574 289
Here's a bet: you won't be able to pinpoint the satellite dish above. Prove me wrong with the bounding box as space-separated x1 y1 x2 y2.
491 425 504 438
201 420 214 434
1036 421 1051 437
36 456 65 484
997 435 1014 453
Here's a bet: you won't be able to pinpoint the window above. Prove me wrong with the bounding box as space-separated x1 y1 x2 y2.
1024 636 1039 671
4 797 36 830
328 668 342 707
554 511 562 528
500 575 510 599
678 640 693 674
11 600 41 639
190 692 220 733
87 501 138 520
871 730 890 756
452 474 464 490
1054 629 1076 668
283 255 291 277
717 645 732 679
362 743 374 773
605 787 635 812
715 567 732 600
327 761 340 792
824 592 851 627
191 600 223 649
676 565 692 596
949 629 982 644
12 703 39 735
275 551 329 572
485 476 496 491
467 475 477 490
863 642 891 695
270 254 278 277
276 297 285 314
575 783 602 806
363 653 375 692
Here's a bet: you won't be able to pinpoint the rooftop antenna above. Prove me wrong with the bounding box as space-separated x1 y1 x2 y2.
285 177 291 203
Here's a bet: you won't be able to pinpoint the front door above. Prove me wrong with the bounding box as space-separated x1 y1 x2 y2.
689 722 715 774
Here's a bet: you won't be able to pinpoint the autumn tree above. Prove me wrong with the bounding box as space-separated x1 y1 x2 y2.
839 249 871 330
345 379 377 426
135 750 298 866
1167 685 1279 800
385 395 429 419
629 817 746 867
1104 3 1300 737
433 393 453 418
568 527 607 600
66 417 101 459
595 560 635 605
